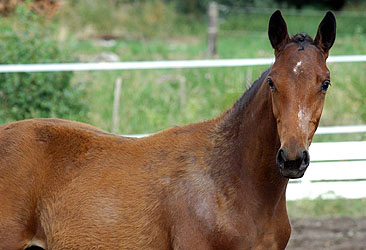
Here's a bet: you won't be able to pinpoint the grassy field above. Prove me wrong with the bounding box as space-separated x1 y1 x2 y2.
287 198 366 218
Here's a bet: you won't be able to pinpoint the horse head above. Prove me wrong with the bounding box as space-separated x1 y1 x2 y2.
268 10 336 178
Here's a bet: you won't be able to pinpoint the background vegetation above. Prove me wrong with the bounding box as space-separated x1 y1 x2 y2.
0 3 88 123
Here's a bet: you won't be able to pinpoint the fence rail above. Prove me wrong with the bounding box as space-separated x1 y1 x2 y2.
0 55 365 73
315 125 366 135
287 140 366 200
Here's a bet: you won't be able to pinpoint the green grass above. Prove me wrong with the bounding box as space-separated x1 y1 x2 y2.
287 198 366 218
313 132 366 143
78 66 263 133
221 11 366 37
56 0 206 40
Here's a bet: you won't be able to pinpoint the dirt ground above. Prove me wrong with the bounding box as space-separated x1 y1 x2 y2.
287 217 366 250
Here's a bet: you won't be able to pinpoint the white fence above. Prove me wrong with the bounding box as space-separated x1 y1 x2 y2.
0 55 366 73
287 140 366 200
1 55 365 200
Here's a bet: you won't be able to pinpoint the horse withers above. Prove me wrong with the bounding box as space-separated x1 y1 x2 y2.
0 10 336 250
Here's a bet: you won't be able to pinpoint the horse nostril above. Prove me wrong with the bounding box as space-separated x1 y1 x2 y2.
303 149 309 163
300 149 310 170
276 148 286 167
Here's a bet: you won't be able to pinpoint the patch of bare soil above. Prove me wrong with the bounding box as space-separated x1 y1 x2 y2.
287 217 366 250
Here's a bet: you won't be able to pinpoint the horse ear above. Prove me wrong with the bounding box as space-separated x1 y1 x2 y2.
314 11 336 58
268 10 289 54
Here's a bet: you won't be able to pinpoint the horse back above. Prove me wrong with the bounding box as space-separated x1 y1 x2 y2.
0 118 214 249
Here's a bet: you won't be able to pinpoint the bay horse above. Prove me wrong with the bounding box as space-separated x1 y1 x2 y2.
0 10 336 250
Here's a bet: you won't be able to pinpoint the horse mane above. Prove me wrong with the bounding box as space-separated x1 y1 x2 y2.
215 67 270 136
233 68 270 113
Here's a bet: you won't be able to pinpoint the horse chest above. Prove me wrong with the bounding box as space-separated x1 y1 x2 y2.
217 212 289 249
170 201 290 250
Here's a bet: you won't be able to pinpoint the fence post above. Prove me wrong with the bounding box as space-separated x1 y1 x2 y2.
246 67 252 89
112 77 122 133
208 1 218 57
178 76 186 113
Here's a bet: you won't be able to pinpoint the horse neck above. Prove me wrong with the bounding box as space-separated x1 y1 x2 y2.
210 70 288 206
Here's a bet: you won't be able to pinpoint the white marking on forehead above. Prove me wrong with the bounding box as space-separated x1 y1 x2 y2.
293 61 302 74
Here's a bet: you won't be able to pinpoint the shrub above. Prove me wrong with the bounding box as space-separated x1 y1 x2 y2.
0 4 88 123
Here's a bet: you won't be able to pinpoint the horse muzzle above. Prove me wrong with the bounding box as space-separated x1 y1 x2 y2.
276 147 310 179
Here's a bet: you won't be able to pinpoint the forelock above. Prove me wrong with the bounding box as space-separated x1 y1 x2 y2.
291 33 314 51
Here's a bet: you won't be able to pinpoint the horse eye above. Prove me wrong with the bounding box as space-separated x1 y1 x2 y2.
321 80 331 91
267 78 275 89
